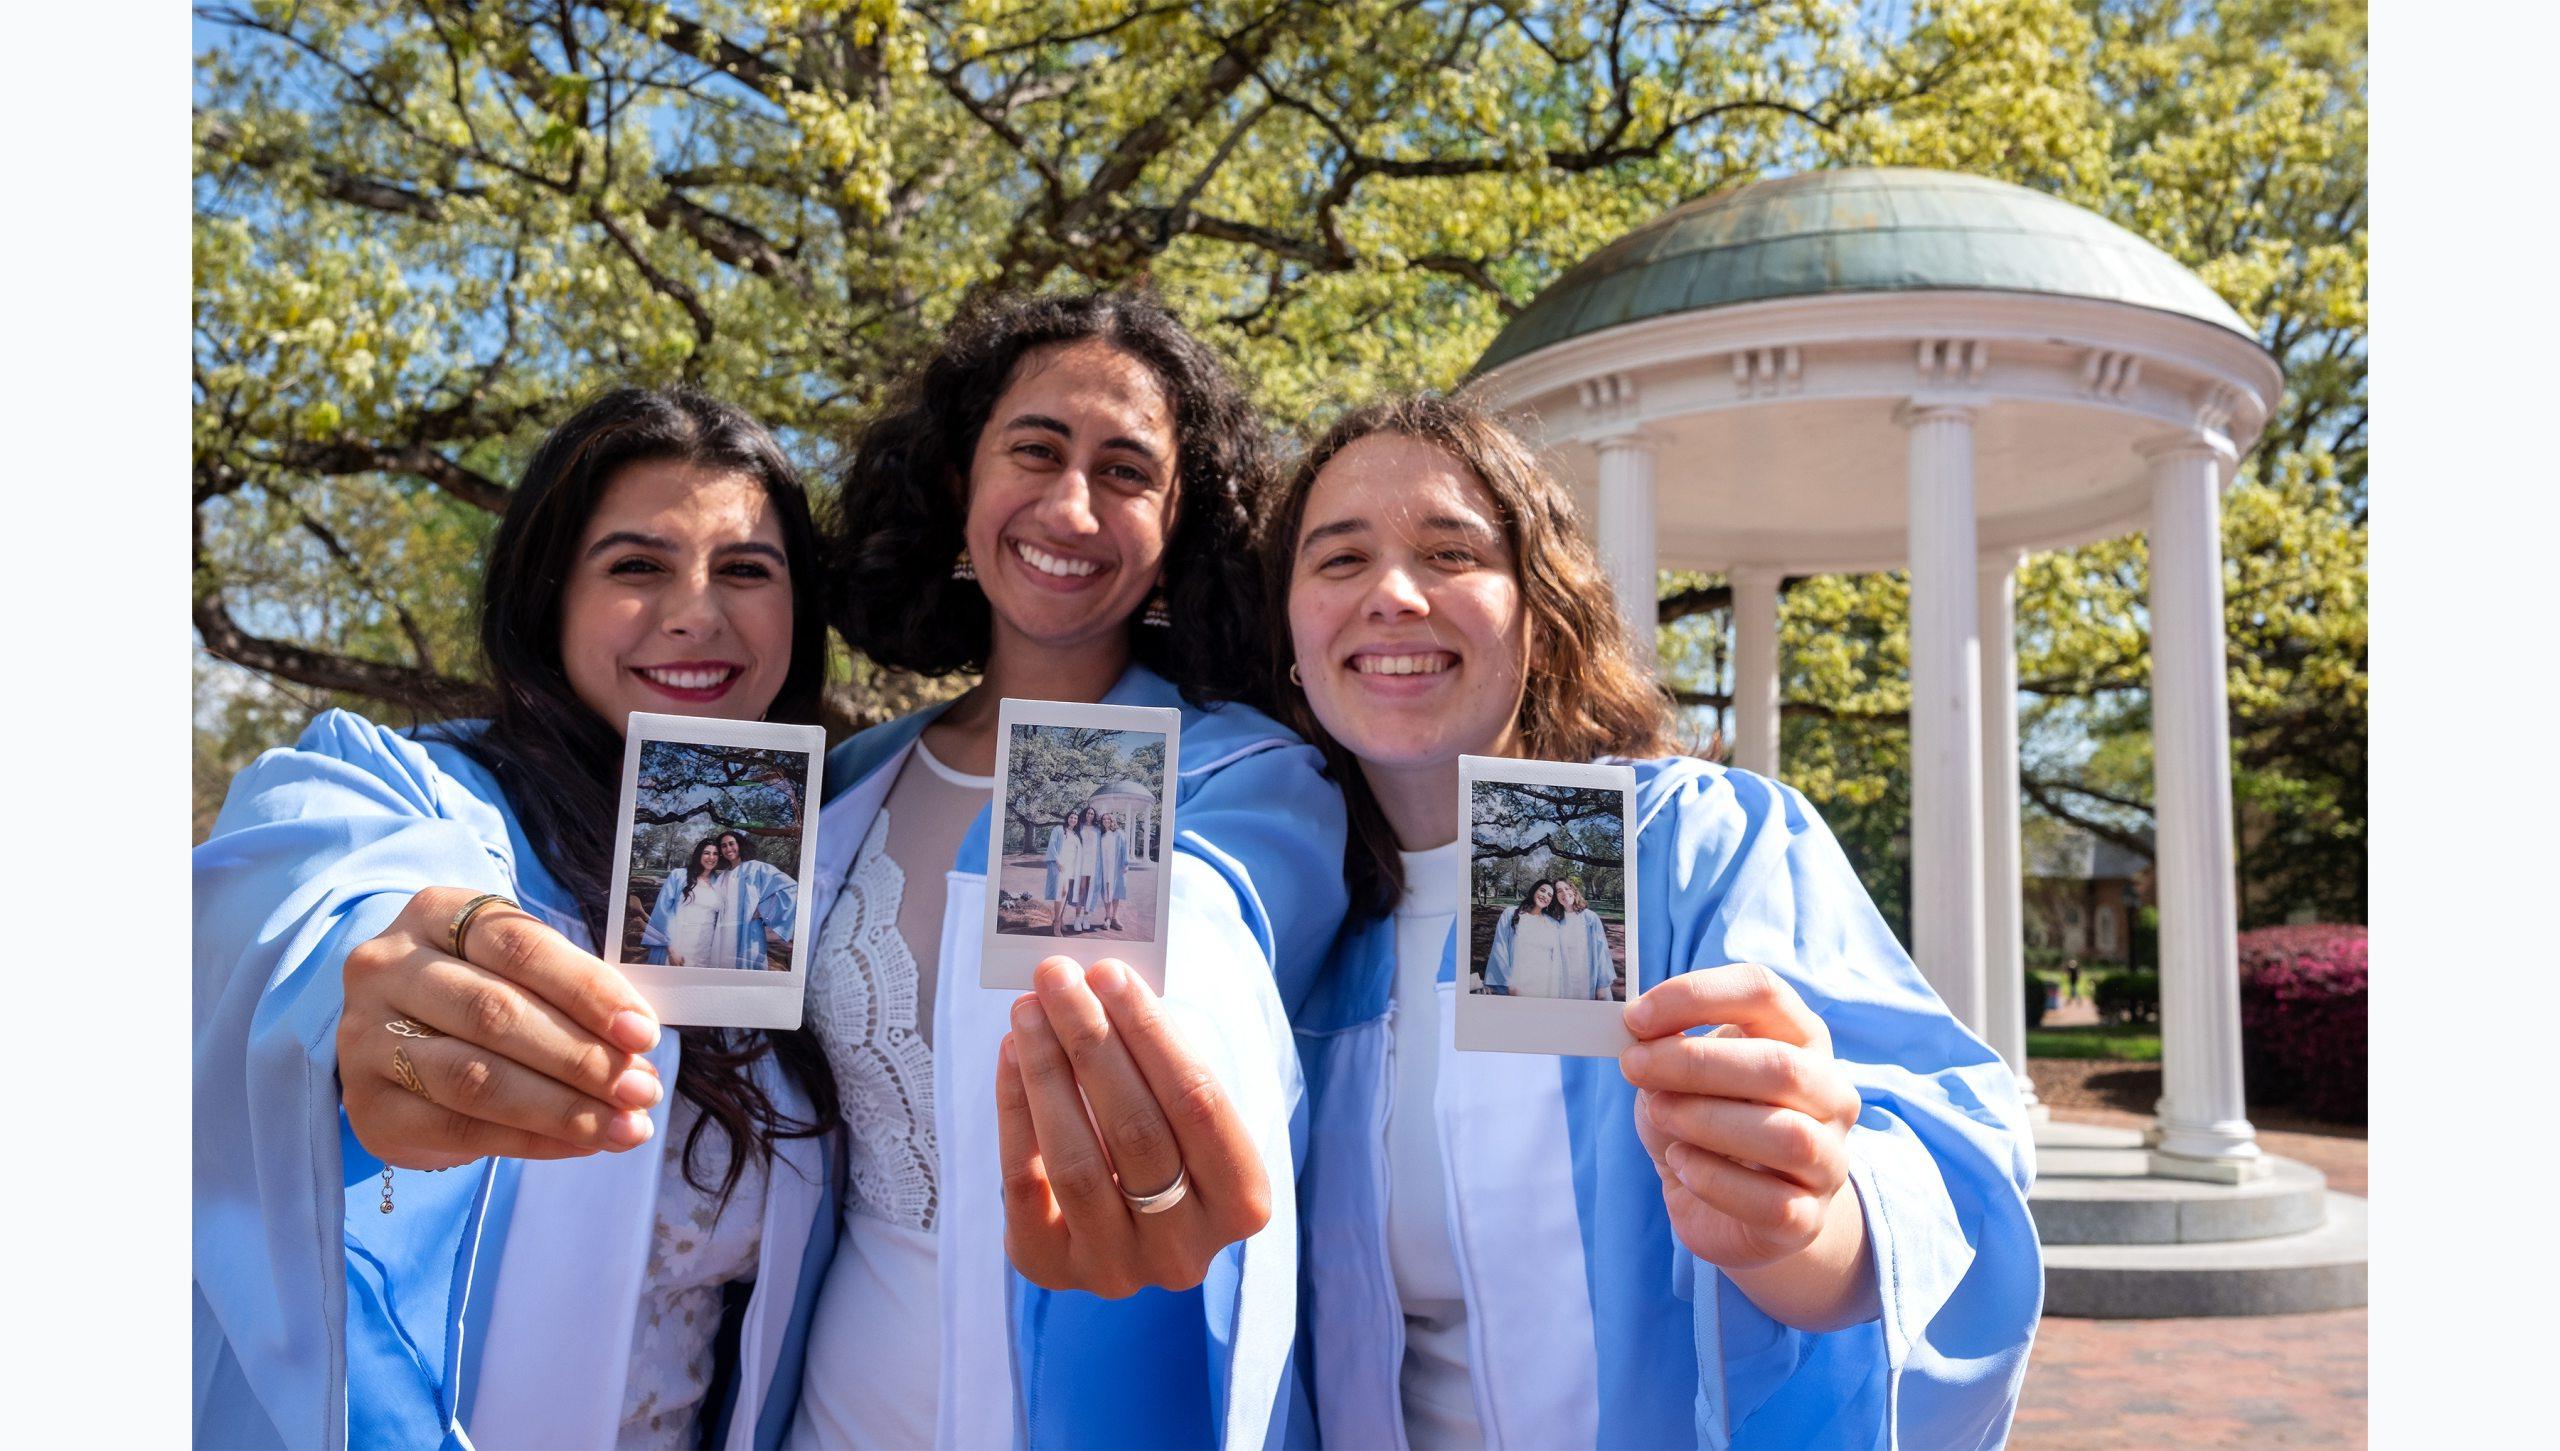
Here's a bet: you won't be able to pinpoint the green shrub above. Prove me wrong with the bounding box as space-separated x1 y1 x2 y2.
2094 970 2159 1025
2024 971 2051 1028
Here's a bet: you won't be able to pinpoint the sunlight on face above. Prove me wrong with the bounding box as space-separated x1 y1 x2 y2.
1285 432 1530 775
962 340 1178 665
559 460 794 731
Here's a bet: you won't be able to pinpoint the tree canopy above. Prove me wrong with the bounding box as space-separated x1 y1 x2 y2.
193 0 2366 928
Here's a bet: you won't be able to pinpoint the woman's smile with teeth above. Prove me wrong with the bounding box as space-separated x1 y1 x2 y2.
639 664 739 690
1013 539 1103 578
1352 652 1455 676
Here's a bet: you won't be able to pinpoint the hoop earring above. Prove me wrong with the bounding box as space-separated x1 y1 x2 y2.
952 548 977 582
1288 662 1303 687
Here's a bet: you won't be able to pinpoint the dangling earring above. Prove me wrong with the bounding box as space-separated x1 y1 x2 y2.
1142 588 1171 629
1288 662 1303 687
952 547 977 582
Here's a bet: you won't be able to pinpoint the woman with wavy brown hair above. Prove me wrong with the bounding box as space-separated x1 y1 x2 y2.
1266 394 2040 1449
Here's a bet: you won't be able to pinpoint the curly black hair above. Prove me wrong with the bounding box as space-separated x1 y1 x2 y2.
822 288 1274 708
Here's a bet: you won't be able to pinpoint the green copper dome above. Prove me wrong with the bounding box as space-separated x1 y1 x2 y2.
1475 168 2255 375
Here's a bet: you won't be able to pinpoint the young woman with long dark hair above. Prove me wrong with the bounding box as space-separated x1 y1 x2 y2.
661 836 730 967
786 288 1347 1449
1267 395 2040 1449
195 386 842 1448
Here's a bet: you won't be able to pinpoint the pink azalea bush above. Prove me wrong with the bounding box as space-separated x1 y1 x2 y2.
2236 925 2367 1124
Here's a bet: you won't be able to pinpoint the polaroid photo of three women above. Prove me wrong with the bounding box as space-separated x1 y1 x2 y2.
984 699 1180 992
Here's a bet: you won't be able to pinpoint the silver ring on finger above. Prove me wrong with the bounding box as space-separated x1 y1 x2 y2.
1118 1163 1188 1215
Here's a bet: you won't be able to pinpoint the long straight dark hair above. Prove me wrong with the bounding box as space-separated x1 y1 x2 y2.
433 385 838 1202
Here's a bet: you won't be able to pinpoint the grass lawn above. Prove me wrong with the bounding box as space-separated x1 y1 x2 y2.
2027 1024 2163 1061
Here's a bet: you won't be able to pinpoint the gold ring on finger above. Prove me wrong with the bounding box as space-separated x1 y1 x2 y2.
447 892 517 960
386 1017 443 1039
390 1044 437 1105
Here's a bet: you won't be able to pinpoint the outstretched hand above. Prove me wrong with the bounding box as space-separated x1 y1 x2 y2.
994 957 1272 1298
1618 963 1880 1332
339 886 663 1170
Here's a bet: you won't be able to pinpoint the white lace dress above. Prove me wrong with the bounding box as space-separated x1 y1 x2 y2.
790 740 987 1448
617 1092 767 1448
813 810 941 1232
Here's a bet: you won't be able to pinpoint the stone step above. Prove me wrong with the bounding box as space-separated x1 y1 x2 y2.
2033 1121 2147 1152
2040 1193 2367 1318
2031 1153 2330 1245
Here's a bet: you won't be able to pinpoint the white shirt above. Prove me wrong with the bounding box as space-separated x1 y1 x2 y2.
1558 908 1599 1001
667 873 725 969
790 740 991 1450
1507 911 1567 999
1386 841 1483 1447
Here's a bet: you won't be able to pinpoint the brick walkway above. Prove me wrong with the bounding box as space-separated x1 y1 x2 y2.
2015 1308 2367 1448
2013 1104 2368 1448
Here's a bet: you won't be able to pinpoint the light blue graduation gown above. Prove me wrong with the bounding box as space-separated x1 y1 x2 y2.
1042 825 1069 898
791 663 1349 1450
1293 757 2041 1450
640 869 698 964
724 858 796 968
1480 906 1520 992
194 712 835 1449
1572 910 1614 1000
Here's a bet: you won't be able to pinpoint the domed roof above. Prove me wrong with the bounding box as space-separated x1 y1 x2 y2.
1475 168 2254 375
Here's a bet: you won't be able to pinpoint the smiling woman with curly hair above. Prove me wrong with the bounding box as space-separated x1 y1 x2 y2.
786 288 1349 1449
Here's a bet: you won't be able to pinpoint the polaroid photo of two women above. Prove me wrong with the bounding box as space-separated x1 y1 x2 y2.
602 712 826 1030
1456 755 1640 1058
982 698 1180 993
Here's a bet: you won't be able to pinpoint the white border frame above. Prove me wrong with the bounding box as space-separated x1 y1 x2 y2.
981 698 1181 992
1455 754 1640 1057
603 712 826 1029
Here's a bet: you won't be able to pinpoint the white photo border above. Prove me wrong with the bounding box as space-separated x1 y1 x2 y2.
604 712 827 1029
981 698 1181 993
1455 754 1640 1057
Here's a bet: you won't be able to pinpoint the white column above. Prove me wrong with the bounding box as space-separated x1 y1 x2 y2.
1900 402 1988 1034
1977 551 2043 1121
1730 565 1783 777
2144 434 2264 1181
1594 433 1661 673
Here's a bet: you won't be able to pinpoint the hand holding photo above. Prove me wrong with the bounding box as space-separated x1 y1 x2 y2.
604 713 825 1029
1455 755 1639 1057
982 699 1179 992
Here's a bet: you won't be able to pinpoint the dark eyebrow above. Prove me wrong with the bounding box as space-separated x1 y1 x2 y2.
584 532 787 566
585 530 672 559
1000 412 1166 467
1297 518 1371 556
1419 514 1501 541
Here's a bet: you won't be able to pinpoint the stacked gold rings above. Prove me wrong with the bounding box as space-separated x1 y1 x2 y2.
447 891 517 960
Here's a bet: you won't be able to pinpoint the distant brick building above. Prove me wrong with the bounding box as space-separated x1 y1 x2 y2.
2024 829 2152 967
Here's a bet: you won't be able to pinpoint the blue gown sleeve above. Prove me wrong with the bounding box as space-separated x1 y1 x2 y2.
193 710 525 1450
642 873 683 964
1645 765 2040 1450
1484 908 1517 991
745 860 797 960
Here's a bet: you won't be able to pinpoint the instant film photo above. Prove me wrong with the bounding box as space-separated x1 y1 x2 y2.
603 712 826 1029
1455 755 1640 1057
983 698 1180 993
